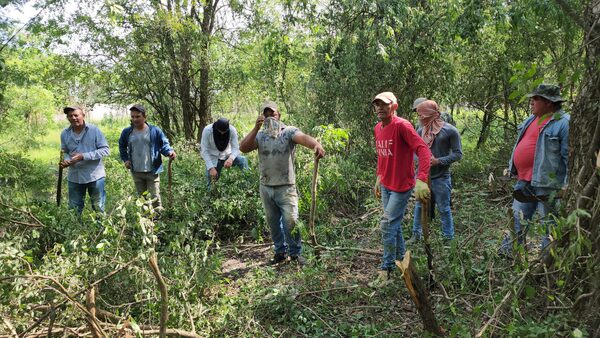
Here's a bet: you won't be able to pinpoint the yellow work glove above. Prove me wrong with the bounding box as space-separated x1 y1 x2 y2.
415 179 430 202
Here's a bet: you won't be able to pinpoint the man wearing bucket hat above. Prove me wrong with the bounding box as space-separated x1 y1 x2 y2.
118 104 176 211
240 101 325 266
371 92 431 286
200 117 248 186
500 84 570 255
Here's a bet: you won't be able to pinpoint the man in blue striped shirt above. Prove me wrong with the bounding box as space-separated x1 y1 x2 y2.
59 106 110 213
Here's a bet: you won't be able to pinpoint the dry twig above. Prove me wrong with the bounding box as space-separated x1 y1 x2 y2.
148 252 168 338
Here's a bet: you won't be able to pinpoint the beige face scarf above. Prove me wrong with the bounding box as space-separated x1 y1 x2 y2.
263 117 282 138
417 100 445 147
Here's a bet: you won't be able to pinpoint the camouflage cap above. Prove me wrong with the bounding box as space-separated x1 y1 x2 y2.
526 84 565 103
261 101 278 113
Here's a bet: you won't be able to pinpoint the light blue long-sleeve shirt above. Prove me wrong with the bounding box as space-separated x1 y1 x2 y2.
61 123 110 184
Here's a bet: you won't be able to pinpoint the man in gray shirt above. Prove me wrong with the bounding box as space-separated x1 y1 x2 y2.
409 99 462 243
240 101 325 266
118 104 176 211
60 106 110 213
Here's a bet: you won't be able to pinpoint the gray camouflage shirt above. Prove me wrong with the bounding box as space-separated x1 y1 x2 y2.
256 124 299 186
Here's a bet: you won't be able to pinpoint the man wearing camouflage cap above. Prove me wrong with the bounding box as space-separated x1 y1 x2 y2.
501 84 570 255
240 101 325 266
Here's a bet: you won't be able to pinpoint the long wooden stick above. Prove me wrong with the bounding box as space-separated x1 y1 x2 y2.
56 150 64 206
421 177 434 288
167 157 173 207
149 252 168 338
309 156 320 246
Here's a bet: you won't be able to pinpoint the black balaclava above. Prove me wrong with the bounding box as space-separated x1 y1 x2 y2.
213 118 230 151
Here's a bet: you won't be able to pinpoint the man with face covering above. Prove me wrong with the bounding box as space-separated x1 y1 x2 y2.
408 100 462 244
240 101 325 266
200 117 248 185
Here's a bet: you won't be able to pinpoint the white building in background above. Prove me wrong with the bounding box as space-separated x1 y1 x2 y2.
54 103 128 122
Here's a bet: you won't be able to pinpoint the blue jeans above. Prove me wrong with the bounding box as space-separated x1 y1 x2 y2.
380 186 412 270
68 177 106 213
412 175 454 240
260 184 301 257
206 156 249 186
501 181 558 252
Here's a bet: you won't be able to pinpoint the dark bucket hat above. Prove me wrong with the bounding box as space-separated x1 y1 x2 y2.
526 84 565 103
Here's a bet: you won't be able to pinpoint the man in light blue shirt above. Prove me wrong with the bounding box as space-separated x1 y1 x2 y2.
60 106 110 213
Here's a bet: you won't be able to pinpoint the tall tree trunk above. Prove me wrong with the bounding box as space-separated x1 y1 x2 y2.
196 0 219 141
179 41 195 140
476 109 494 148
554 0 600 331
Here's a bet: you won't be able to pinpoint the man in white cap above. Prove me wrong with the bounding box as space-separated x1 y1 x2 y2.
240 101 325 266
371 92 431 285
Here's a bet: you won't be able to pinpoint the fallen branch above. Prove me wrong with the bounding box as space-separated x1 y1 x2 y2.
313 244 381 256
339 208 380 229
1 317 17 336
0 215 44 228
148 252 168 338
0 274 107 337
396 251 445 336
86 287 101 338
101 322 202 338
0 200 46 227
97 310 201 337
475 268 530 338
297 284 359 297
298 303 343 338
6 259 136 337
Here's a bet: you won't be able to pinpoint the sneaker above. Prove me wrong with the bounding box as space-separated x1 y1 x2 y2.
267 252 287 265
289 255 306 266
368 269 393 288
406 234 422 245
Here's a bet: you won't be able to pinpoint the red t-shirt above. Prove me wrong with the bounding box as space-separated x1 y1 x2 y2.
375 115 431 192
513 116 550 181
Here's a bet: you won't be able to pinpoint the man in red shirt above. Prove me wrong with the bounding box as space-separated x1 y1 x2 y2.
371 91 432 285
